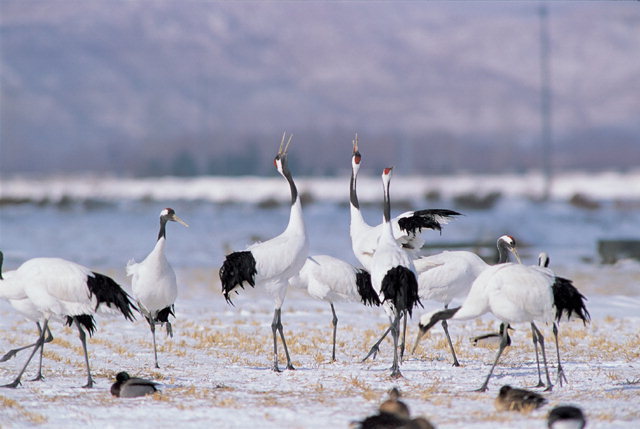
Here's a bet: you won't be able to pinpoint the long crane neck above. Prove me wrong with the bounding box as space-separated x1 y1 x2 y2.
283 167 298 206
350 164 360 210
497 241 511 263
157 218 168 241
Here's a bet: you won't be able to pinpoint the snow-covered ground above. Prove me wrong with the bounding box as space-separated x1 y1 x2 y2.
1 266 639 428
1 173 639 427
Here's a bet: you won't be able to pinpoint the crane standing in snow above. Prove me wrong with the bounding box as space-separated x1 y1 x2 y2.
0 254 136 388
220 134 309 372
289 254 379 361
412 235 521 366
127 208 188 368
370 167 421 378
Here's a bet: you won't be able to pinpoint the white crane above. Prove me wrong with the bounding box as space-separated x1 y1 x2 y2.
348 135 460 272
414 246 589 391
414 258 557 391
127 207 188 368
0 254 136 388
0 265 54 382
219 134 309 372
412 235 520 366
289 254 379 361
369 167 421 378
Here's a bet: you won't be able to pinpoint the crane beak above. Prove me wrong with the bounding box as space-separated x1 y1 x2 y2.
411 324 428 354
171 215 189 227
511 247 522 264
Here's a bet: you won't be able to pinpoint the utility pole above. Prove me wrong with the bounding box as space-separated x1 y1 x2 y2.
539 3 553 201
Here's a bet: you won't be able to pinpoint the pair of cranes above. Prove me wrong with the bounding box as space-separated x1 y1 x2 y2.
0 208 188 387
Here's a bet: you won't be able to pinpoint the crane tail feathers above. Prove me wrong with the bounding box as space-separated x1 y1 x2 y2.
66 314 97 337
219 251 257 305
87 272 137 321
380 266 422 317
355 269 380 307
552 277 591 325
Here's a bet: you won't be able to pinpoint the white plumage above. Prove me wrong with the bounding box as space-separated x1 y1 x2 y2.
0 254 136 388
412 235 520 365
220 134 309 372
289 254 375 361
0 265 54 380
348 136 460 272
415 256 557 391
127 207 188 368
368 167 421 378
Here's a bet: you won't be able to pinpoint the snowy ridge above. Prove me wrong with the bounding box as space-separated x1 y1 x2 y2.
2 170 640 205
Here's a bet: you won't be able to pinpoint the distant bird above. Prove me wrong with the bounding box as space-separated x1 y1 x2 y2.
220 134 309 372
412 235 520 366
1 255 136 388
348 135 460 272
0 257 54 381
289 254 378 361
547 405 586 429
110 371 159 398
470 323 513 348
413 249 564 391
369 167 421 378
495 385 547 413
351 387 435 429
127 207 188 368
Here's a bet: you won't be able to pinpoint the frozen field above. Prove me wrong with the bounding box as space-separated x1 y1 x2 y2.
1 172 639 427
0 265 639 428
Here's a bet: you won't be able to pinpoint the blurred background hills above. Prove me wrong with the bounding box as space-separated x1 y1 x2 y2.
1 1 639 177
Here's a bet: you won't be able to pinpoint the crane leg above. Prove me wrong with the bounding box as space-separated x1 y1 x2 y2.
330 303 338 362
271 308 294 371
361 325 391 362
553 323 567 386
476 320 510 392
399 311 407 363
390 312 403 379
1 320 49 388
1 322 53 364
148 318 160 369
442 319 460 367
31 323 53 381
271 309 281 372
530 323 545 387
75 319 94 388
532 322 553 391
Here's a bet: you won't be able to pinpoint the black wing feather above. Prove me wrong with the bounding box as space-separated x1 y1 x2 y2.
552 276 590 325
88 272 137 321
219 251 257 305
380 266 422 316
397 209 461 236
355 269 380 307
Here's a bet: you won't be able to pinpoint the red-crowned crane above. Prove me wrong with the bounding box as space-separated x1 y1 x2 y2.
348 135 460 272
0 252 136 388
289 254 379 361
414 244 589 392
127 207 188 368
219 134 309 372
370 167 421 378
412 235 520 366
